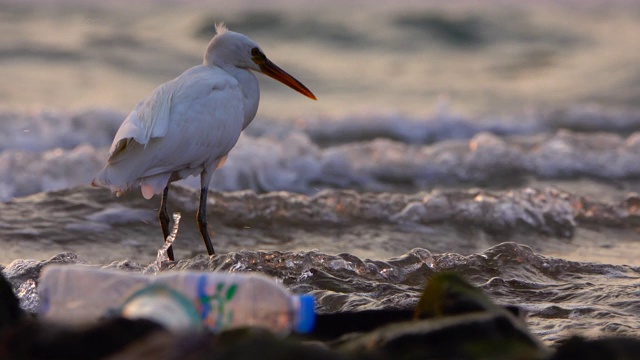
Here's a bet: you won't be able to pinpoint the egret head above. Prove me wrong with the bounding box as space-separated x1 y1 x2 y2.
204 24 260 69
204 24 316 100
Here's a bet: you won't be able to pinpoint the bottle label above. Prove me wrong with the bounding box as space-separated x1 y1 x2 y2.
196 275 238 331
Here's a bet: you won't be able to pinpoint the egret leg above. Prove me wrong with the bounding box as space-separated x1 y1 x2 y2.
197 170 216 256
158 186 175 260
196 186 216 255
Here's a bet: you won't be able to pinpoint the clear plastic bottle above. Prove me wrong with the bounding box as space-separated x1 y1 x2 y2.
38 265 315 334
120 284 203 332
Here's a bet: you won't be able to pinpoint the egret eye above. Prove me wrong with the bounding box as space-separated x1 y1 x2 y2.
251 47 261 57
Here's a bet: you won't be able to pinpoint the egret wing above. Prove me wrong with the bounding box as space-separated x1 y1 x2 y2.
107 80 175 163
137 67 245 176
94 65 246 196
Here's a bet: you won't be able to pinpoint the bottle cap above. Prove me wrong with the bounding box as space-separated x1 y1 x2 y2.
295 294 315 333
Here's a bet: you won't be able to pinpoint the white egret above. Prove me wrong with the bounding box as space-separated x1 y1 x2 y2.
92 24 316 260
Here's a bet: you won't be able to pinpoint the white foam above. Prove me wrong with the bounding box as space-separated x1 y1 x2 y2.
0 144 107 200
248 110 545 146
0 108 124 152
206 131 324 193
65 205 156 232
85 205 156 225
2 107 640 200
309 113 536 145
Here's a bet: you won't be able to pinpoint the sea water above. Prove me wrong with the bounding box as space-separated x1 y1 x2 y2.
1 0 639 346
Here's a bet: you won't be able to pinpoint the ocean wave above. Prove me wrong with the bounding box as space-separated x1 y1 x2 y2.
4 243 639 343
0 108 123 152
168 185 640 236
2 107 640 200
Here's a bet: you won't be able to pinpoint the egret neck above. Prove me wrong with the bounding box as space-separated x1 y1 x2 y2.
218 65 260 130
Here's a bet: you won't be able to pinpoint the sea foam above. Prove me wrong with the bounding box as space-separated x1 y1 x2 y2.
2 106 640 201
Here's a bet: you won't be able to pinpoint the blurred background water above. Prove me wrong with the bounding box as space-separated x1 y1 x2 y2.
0 0 639 345
1 0 639 118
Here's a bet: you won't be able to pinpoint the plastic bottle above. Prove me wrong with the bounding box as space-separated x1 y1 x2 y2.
120 284 203 332
38 265 315 334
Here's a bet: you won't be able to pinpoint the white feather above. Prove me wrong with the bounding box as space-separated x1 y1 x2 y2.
92 26 314 200
94 65 246 195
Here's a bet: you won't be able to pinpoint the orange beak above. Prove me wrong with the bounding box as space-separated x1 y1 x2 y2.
255 56 317 100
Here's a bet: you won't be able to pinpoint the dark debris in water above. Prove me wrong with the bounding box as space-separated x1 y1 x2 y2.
2 269 639 359
3 243 638 348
